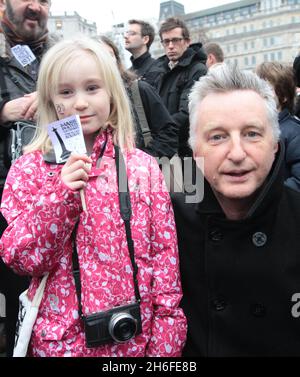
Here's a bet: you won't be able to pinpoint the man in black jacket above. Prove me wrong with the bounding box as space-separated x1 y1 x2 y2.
153 17 207 158
173 64 300 356
124 19 156 82
0 0 52 357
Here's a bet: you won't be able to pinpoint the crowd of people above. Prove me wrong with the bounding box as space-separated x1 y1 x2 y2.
1 0 300 358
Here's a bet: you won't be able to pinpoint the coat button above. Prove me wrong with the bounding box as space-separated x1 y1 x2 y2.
209 229 224 243
252 232 267 247
212 298 227 311
41 330 47 337
250 303 266 317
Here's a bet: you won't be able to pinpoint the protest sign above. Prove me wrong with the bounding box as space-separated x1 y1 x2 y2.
47 115 87 164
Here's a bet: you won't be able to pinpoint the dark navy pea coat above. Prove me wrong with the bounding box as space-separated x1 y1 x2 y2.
172 142 300 356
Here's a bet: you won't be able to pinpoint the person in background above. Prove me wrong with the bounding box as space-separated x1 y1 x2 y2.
124 19 157 83
256 61 300 191
203 42 224 69
152 17 207 158
0 0 54 357
292 54 300 118
0 37 186 357
100 35 178 160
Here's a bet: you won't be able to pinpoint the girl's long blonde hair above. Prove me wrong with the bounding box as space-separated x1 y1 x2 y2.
25 37 135 154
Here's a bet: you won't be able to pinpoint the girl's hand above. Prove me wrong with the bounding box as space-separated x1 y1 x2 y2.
61 153 92 191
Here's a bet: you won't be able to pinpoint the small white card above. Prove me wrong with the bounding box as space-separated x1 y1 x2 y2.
47 115 87 164
11 45 36 67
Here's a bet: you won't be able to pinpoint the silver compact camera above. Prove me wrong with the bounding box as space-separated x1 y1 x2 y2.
83 302 142 348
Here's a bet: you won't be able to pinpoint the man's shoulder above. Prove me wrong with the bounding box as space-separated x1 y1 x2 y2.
0 55 13 68
187 58 207 77
275 184 300 222
154 54 169 69
280 113 300 142
45 33 61 51
283 184 300 206
168 50 207 85
171 192 199 216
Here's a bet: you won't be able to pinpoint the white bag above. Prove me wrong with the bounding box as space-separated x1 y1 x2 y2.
13 273 48 357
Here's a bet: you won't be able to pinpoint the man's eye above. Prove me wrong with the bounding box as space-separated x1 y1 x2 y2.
246 131 260 138
210 134 225 141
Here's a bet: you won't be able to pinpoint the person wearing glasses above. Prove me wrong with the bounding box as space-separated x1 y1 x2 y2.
124 19 157 84
153 17 207 159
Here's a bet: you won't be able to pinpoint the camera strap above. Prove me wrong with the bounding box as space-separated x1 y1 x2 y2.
72 144 141 319
115 145 141 304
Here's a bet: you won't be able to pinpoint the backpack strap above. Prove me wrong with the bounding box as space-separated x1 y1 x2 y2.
130 80 153 147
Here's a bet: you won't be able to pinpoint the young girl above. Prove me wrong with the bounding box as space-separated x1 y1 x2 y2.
0 38 186 357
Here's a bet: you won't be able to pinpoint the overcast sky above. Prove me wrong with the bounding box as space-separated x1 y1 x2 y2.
50 0 234 33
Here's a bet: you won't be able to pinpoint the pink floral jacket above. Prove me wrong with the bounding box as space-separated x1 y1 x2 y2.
0 130 187 357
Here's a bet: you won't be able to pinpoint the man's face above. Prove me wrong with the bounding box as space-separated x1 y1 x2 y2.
161 27 190 62
124 23 147 53
194 90 278 204
5 0 50 40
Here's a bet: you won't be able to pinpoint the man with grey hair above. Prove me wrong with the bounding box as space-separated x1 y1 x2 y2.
172 64 300 356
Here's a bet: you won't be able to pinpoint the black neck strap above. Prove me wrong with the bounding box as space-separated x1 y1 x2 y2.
72 145 141 319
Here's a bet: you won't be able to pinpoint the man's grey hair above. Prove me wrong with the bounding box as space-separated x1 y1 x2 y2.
189 64 281 151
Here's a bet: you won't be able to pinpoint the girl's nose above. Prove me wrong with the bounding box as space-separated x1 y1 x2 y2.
74 96 88 111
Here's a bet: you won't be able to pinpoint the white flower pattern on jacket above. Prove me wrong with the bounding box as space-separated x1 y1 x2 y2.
0 130 187 357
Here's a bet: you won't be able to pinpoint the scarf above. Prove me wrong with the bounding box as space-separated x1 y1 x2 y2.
1 13 48 57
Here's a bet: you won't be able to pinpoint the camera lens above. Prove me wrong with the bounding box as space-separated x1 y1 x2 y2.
108 312 137 343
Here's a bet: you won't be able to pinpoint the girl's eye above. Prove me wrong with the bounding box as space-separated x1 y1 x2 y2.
60 89 72 96
87 85 99 92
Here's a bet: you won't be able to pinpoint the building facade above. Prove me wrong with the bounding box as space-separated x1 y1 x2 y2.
152 0 300 69
159 0 185 20
48 11 97 40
